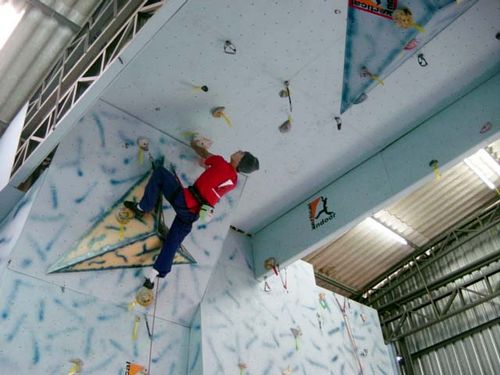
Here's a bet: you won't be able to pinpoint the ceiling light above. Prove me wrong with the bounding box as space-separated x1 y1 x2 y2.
0 2 25 51
477 149 500 177
366 217 408 245
464 157 496 190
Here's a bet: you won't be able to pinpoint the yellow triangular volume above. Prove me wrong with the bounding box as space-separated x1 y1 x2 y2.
48 170 196 273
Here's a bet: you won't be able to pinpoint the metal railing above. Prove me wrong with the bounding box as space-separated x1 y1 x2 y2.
11 0 166 180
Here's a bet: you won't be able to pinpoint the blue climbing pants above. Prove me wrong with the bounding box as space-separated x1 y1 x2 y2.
139 167 198 277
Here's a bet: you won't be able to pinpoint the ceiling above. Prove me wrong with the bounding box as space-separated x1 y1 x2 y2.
0 0 102 135
0 0 499 296
100 0 500 233
305 139 500 297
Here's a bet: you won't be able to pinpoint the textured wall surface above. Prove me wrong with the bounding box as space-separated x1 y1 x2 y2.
201 231 395 375
7 99 244 326
253 70 500 278
0 173 41 277
0 99 243 373
342 0 477 113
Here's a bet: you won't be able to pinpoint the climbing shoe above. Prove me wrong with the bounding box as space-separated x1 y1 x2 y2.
124 201 144 217
143 277 155 290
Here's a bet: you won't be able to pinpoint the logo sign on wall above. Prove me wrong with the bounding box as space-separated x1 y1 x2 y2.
308 196 336 230
349 0 398 19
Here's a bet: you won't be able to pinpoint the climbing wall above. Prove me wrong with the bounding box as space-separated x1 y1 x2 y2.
341 0 477 112
0 176 42 279
201 231 396 375
0 99 244 373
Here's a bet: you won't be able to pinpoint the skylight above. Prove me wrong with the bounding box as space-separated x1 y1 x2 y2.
0 2 25 51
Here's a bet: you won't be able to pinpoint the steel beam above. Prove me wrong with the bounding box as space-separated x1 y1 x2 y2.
25 0 81 33
410 316 500 359
10 0 166 185
314 272 361 297
383 269 500 341
362 202 500 306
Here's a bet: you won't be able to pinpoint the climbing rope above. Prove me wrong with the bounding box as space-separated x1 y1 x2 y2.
334 295 364 375
147 278 161 374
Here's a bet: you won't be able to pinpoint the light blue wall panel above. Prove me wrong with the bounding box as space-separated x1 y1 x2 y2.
188 307 203 375
0 174 43 278
7 99 243 327
253 154 392 276
201 231 394 374
0 272 189 374
382 73 500 194
253 72 500 278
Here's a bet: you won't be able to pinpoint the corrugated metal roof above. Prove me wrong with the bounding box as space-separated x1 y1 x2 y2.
0 0 102 133
304 139 500 297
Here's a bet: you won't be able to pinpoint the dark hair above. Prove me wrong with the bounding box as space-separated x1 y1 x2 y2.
237 152 259 174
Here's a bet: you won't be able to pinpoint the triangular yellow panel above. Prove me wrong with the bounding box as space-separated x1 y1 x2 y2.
48 170 196 273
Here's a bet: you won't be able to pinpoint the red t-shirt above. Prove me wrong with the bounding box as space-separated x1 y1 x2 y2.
183 155 238 213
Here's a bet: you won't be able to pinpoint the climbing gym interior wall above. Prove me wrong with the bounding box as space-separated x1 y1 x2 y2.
200 230 397 375
0 97 396 374
0 99 244 373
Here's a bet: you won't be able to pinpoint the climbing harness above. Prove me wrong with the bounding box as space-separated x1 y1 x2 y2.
188 185 215 223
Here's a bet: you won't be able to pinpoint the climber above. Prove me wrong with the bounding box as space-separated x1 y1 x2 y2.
124 136 259 290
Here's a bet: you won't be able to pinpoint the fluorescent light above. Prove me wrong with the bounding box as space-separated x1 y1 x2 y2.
0 2 25 51
477 149 500 177
366 217 408 245
464 158 496 190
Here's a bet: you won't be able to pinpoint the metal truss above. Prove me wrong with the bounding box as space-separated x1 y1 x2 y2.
360 201 500 342
11 0 166 180
381 258 500 341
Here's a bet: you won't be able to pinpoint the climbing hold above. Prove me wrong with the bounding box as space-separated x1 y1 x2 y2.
192 134 213 149
496 32 500 41
137 137 150 165
282 366 293 375
68 358 83 375
238 362 247 375
279 89 289 98
193 85 209 92
137 137 149 151
393 8 425 33
429 160 441 180
480 121 492 134
360 67 384 86
116 206 134 240
352 93 367 104
417 53 428 67
279 116 292 133
125 362 147 375
264 257 278 274
211 106 232 127
135 287 155 308
224 40 237 55
404 39 417 50
334 9 341 14
334 116 342 131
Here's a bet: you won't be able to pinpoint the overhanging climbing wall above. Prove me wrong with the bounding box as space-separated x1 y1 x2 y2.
0 99 245 373
341 0 477 113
